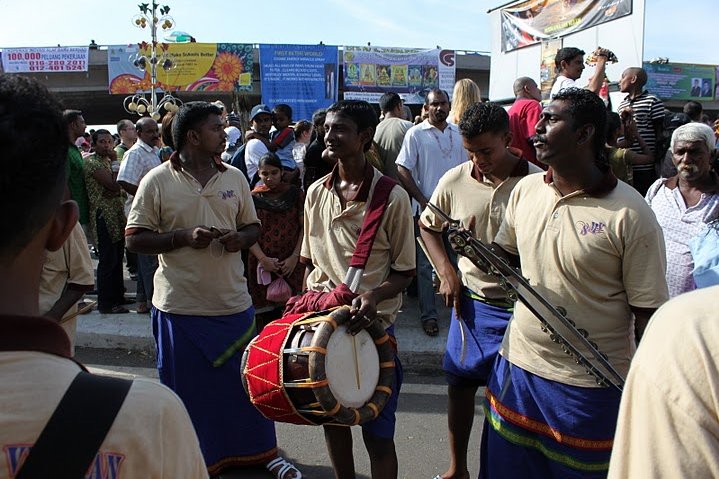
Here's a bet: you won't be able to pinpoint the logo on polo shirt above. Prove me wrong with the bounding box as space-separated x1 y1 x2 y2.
577 221 606 236
218 190 236 200
4 444 124 477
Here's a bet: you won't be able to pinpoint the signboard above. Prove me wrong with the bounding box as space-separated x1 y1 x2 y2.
644 62 716 101
1 47 88 73
259 44 338 121
107 43 253 93
540 39 563 100
501 0 632 52
342 46 456 104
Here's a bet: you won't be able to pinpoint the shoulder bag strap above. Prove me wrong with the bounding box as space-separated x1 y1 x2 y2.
16 372 133 479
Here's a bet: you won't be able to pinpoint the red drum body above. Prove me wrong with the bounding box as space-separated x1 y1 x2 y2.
241 307 395 426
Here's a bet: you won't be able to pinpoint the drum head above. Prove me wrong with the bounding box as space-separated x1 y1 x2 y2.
325 325 380 408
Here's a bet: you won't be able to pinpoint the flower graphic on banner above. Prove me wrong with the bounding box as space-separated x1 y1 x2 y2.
212 52 243 83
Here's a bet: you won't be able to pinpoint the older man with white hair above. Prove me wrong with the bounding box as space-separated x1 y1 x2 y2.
645 122 719 297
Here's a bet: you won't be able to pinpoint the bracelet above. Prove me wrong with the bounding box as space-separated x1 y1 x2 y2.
170 230 177 250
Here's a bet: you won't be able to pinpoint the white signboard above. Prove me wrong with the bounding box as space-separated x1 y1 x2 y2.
1 47 89 73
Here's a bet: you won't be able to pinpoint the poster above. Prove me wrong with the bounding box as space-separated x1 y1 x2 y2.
107 43 253 93
1 47 88 73
501 0 632 52
342 46 456 104
644 62 716 101
259 44 338 121
540 39 563 100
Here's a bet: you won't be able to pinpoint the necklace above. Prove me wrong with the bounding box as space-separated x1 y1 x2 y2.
429 127 453 157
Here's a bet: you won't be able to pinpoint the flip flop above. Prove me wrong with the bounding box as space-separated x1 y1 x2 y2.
266 456 303 479
422 318 439 337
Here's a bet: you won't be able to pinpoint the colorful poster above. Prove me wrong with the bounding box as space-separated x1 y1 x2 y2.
501 0 632 52
540 39 563 100
644 62 716 101
342 46 456 104
259 44 338 122
0 47 88 73
107 43 253 93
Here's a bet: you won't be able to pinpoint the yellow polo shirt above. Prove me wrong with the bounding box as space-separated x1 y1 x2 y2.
126 162 259 315
300 165 416 328
494 171 669 387
39 223 95 350
420 160 543 300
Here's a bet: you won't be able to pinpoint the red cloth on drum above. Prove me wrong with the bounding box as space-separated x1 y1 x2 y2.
284 283 357 315
243 313 316 425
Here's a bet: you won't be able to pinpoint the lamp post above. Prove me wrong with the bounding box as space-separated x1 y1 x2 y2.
123 2 181 120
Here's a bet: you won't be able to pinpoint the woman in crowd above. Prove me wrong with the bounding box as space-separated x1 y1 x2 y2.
448 78 482 125
248 153 305 330
646 122 719 297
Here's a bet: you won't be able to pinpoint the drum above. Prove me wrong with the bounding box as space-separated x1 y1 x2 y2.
241 307 395 426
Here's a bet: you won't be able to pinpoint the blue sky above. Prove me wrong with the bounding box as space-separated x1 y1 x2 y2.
0 0 712 64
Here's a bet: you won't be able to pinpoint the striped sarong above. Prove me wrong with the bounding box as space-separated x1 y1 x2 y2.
479 355 621 478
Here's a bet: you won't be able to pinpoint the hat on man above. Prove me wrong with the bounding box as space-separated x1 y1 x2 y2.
224 126 241 148
250 104 272 121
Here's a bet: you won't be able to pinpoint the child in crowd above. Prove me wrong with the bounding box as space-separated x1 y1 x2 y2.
248 153 305 330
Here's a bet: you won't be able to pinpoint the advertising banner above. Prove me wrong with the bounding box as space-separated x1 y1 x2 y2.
107 43 253 93
501 0 632 52
1 47 89 73
259 44 338 121
342 46 456 104
644 62 716 101
540 39 563 100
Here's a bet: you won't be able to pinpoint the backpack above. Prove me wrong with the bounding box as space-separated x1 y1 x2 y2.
227 143 250 184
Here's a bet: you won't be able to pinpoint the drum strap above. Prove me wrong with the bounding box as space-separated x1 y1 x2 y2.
344 175 397 291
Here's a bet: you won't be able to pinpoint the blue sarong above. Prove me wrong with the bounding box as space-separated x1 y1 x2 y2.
152 307 277 476
361 325 402 439
479 355 621 479
443 291 512 385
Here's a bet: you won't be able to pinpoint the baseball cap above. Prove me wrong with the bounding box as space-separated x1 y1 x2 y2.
250 104 272 120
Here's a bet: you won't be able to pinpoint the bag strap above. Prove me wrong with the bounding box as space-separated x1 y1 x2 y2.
16 372 133 479
350 175 397 269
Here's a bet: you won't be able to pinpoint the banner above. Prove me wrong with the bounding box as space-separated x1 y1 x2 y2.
1 47 88 73
108 43 253 93
259 44 338 122
501 0 632 52
644 62 716 101
540 39 563 101
342 46 456 104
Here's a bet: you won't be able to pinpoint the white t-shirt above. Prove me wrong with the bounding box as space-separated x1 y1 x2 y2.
245 138 269 183
395 120 468 213
550 75 578 99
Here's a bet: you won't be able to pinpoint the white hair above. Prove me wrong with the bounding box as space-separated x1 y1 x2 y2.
671 122 716 152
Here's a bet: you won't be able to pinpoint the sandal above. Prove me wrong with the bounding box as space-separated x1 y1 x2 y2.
98 305 130 314
266 456 302 479
422 318 439 337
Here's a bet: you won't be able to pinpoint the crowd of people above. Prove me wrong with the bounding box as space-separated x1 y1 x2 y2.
2 38 719 479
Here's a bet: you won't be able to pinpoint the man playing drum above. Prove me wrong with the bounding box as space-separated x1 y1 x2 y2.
299 100 415 479
125 102 301 479
479 88 669 478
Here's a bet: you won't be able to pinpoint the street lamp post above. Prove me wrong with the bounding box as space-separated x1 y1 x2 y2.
123 2 181 120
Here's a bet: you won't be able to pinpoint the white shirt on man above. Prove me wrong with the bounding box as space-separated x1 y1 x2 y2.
117 138 160 215
395 120 467 213
245 138 269 183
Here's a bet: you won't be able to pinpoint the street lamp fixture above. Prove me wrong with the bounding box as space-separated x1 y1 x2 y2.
123 2 182 120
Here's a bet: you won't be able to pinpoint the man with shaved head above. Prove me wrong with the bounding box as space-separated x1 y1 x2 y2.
508 76 544 169
617 67 666 194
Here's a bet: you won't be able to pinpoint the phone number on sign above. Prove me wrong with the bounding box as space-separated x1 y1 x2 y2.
26 60 86 71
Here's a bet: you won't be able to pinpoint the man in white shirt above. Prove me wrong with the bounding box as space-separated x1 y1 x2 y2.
396 88 468 336
244 103 273 184
550 47 608 100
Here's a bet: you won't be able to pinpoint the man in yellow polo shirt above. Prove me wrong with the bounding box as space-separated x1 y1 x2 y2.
300 100 415 479
420 102 542 479
479 88 669 479
125 102 300 478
